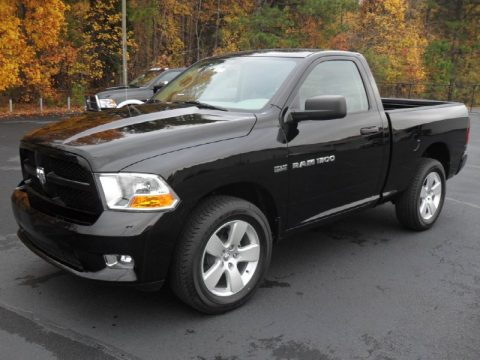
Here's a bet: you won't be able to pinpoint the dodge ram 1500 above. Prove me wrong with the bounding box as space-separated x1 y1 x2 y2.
12 50 470 313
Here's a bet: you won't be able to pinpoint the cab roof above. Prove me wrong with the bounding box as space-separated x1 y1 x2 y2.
211 49 360 59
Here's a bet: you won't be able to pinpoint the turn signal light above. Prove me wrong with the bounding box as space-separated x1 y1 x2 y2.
130 194 176 208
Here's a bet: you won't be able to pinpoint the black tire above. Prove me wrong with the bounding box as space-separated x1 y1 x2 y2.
395 158 446 231
170 195 272 314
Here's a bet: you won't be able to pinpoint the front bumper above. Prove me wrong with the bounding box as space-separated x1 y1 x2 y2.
11 186 184 284
18 229 137 281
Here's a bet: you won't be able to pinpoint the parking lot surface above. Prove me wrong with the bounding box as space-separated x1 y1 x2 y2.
0 112 479 360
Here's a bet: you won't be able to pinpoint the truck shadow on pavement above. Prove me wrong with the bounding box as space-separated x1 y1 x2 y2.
15 203 404 314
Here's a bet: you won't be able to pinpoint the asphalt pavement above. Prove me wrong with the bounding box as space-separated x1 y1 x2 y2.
0 112 479 360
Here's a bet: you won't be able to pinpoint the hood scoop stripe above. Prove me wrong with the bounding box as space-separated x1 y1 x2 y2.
62 107 197 145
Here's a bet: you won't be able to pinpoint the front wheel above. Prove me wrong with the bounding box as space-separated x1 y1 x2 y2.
395 158 446 231
170 196 272 314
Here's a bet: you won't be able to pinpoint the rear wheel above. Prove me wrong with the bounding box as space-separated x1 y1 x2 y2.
170 195 272 314
395 158 446 231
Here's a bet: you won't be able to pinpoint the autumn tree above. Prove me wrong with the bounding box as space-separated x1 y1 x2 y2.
129 0 165 72
0 0 68 97
213 1 256 53
57 0 89 96
77 0 136 87
1 0 479 107
21 0 69 97
235 5 299 50
128 0 256 72
0 0 25 92
352 0 427 83
421 0 480 98
220 0 357 52
293 0 358 49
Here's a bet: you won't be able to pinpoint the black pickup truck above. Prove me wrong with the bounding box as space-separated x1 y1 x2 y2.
11 50 470 313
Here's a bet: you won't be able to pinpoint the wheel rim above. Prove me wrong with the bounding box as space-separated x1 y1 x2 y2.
419 171 442 221
201 220 260 297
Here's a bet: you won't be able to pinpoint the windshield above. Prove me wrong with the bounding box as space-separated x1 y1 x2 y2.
153 57 299 111
156 70 182 84
129 69 164 87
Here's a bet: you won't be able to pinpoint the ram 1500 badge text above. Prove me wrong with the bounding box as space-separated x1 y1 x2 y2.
12 50 469 313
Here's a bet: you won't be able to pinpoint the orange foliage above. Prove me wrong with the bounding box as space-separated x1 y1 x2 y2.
20 0 69 97
352 0 427 83
0 0 26 91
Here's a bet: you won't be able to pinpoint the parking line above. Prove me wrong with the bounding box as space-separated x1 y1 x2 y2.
0 166 21 171
446 197 480 210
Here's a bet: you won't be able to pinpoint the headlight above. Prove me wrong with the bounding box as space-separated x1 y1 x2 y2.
98 98 117 108
97 173 180 211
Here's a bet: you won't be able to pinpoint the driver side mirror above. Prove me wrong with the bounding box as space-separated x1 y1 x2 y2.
153 81 169 93
290 95 347 122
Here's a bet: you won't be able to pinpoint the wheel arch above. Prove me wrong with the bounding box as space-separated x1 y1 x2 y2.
422 142 450 177
196 182 281 242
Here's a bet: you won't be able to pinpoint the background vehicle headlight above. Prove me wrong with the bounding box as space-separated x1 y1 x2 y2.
97 173 180 211
98 98 117 108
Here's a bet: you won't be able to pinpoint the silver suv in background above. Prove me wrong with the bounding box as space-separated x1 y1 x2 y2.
85 67 185 111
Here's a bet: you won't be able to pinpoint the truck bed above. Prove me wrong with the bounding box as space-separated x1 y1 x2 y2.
381 97 469 197
381 98 450 111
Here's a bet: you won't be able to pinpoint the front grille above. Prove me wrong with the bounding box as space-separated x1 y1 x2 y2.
20 146 103 224
48 156 91 182
85 95 100 111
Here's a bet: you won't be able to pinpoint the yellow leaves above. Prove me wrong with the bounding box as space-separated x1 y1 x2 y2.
354 0 427 83
22 0 68 96
78 0 126 83
0 0 25 91
213 0 256 55
23 0 67 50
383 0 406 22
0 0 68 95
3 0 467 101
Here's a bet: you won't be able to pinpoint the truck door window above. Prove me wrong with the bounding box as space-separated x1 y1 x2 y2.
295 60 369 113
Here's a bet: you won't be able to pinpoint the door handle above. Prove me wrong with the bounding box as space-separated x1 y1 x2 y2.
360 126 381 135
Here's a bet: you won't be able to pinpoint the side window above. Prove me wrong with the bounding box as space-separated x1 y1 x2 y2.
295 60 369 113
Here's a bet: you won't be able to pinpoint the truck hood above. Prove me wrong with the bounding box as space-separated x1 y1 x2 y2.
103 85 128 91
22 103 257 172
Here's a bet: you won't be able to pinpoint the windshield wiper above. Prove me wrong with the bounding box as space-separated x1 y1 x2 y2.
176 101 228 111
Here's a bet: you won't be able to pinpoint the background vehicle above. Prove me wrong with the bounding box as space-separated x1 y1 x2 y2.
85 67 185 110
12 50 469 313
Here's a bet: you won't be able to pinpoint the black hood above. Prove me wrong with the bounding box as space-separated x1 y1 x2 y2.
22 103 257 172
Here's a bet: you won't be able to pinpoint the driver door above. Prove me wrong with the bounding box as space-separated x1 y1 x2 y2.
286 57 387 228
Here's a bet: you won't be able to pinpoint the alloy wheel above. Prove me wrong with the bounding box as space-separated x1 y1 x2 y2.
419 171 442 221
201 220 260 297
